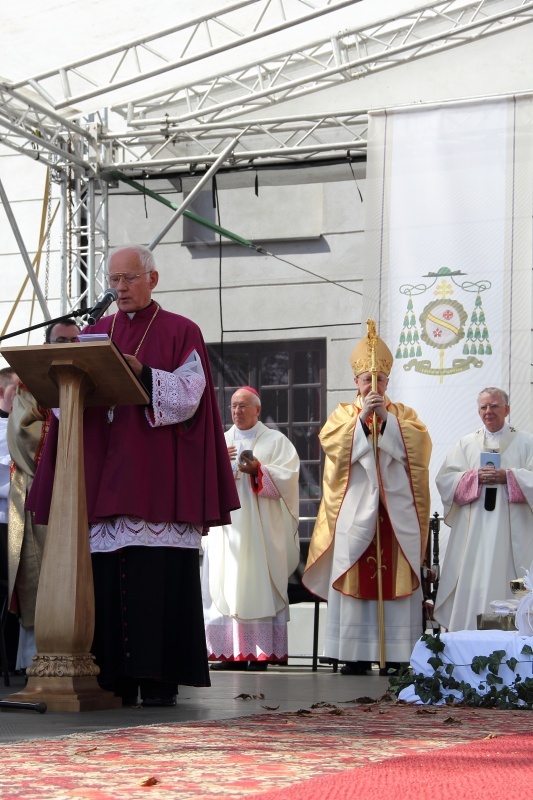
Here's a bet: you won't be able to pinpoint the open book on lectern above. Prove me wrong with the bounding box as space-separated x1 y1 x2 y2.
77 333 144 393
0 338 149 409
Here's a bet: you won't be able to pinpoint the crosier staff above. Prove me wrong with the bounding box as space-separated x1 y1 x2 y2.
367 318 386 670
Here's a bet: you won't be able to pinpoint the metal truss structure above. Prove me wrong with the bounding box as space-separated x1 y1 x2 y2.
1 0 533 313
14 0 359 112
2 0 533 177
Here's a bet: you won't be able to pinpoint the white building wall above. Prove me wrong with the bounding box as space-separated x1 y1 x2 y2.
107 178 365 382
3 157 532 423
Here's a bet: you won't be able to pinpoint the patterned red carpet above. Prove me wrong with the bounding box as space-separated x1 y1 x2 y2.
0 703 532 799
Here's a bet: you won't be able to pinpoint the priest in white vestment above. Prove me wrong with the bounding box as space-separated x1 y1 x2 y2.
303 327 432 675
202 386 300 670
435 387 533 632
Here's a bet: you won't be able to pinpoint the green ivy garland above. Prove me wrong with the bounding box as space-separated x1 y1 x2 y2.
387 633 533 709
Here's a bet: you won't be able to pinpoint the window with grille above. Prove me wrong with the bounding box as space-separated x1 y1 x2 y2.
207 339 326 541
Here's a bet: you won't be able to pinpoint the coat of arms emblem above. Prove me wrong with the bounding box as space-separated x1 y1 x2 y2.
396 267 492 381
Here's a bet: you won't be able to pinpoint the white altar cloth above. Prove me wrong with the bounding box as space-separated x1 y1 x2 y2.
399 630 533 704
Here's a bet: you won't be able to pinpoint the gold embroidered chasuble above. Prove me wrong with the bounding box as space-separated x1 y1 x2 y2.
305 396 431 600
7 386 50 625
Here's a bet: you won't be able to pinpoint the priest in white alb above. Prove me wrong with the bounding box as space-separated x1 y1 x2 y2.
435 387 533 632
202 386 300 670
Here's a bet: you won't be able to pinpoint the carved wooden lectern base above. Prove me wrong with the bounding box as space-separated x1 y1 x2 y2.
7 653 121 712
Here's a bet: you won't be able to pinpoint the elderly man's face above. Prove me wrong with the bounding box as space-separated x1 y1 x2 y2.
355 371 389 398
478 391 509 433
230 390 261 430
107 249 158 313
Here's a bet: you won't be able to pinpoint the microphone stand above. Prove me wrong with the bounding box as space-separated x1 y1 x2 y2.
0 306 91 343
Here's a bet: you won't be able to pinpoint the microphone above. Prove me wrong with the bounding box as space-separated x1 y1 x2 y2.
87 288 118 325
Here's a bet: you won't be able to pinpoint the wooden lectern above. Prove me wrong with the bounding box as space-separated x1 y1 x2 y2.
0 341 149 711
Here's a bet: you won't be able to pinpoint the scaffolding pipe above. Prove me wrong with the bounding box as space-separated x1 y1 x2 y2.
0 178 51 320
109 162 258 250
146 133 247 249
59 174 69 315
22 0 358 110
86 180 96 307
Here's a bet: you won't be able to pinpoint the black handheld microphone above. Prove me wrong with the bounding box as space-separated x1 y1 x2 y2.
87 288 118 325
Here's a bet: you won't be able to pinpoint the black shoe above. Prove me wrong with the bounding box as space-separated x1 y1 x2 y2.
98 679 139 705
340 661 371 675
210 661 248 671
138 678 177 705
142 696 177 707
122 696 140 707
247 661 268 671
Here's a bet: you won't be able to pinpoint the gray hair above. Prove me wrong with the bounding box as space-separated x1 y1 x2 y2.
107 245 156 275
478 387 509 405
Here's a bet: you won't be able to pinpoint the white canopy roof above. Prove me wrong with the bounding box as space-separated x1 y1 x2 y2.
2 0 532 176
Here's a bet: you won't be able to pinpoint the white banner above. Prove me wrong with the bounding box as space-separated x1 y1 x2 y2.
364 96 533 520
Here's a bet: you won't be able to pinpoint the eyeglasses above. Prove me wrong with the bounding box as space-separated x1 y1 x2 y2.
106 270 151 287
50 336 79 343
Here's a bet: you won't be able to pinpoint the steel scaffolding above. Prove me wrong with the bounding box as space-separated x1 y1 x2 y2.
0 0 532 312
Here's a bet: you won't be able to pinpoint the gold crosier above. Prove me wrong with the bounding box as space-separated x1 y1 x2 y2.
367 319 386 669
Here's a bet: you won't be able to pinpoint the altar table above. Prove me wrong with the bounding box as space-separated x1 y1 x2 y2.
399 630 533 704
